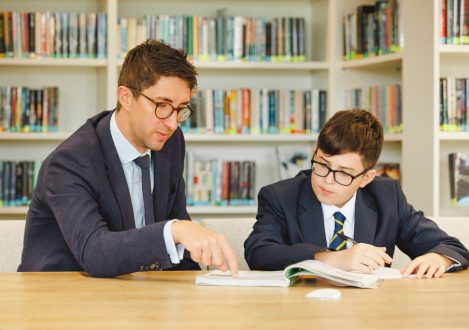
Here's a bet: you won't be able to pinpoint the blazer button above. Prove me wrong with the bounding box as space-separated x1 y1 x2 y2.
149 263 160 271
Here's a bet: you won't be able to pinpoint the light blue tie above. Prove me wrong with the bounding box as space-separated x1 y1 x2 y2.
328 211 347 251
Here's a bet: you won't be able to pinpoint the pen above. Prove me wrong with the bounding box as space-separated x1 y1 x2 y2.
337 232 358 246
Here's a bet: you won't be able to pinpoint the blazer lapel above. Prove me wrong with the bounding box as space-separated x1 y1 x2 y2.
152 148 170 222
297 179 328 246
354 189 377 244
96 112 136 230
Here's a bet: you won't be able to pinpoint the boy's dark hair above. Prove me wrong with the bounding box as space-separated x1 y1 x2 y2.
117 39 197 110
317 108 383 169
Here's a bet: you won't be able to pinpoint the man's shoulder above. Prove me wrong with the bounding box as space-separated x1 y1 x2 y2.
48 111 112 163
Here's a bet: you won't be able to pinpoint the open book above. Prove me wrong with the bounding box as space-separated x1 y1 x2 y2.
195 260 404 289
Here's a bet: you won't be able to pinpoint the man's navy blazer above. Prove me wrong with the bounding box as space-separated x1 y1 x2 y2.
244 170 469 271
19 111 199 277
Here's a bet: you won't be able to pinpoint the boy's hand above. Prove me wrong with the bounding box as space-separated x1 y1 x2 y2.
172 220 239 276
402 253 452 279
314 243 392 273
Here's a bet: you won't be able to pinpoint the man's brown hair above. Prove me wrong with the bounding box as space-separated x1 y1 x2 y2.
117 39 197 110
317 108 384 169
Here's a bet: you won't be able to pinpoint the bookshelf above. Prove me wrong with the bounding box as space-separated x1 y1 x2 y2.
439 40 469 215
400 0 469 218
0 0 332 219
332 0 404 205
0 0 410 220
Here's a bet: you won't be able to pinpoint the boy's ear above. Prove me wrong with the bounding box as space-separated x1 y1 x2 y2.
117 86 133 111
359 169 377 188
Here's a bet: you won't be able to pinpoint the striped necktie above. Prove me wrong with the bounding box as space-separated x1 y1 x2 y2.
328 211 347 251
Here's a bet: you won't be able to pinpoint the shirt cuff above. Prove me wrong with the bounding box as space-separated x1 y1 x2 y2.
163 219 186 264
445 255 461 272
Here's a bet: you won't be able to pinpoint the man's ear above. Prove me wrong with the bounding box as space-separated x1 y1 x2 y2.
117 86 133 111
359 169 377 188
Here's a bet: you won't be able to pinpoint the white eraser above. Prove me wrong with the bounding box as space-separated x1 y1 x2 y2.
305 288 342 300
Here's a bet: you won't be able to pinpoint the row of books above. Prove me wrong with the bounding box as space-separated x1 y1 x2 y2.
0 86 59 132
344 84 403 133
118 14 306 62
185 154 256 206
0 160 41 207
343 0 402 60
449 152 469 206
181 88 327 135
440 0 469 44
0 11 107 59
440 77 469 132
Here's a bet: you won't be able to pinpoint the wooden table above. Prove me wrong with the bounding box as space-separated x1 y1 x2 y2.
0 270 468 329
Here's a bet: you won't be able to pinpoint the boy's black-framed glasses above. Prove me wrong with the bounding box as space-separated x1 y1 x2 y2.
129 88 193 123
310 158 370 186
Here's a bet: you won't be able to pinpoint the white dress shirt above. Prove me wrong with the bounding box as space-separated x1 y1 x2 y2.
110 111 184 264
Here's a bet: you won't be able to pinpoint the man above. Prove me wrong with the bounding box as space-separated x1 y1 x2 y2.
19 40 238 277
245 109 469 278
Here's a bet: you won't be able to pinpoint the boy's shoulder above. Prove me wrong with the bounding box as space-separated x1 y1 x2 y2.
367 175 398 189
362 175 402 203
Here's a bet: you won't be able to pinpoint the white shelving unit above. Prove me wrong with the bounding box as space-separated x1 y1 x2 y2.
0 0 332 219
332 0 404 193
438 30 469 217
400 0 469 218
339 52 403 70
0 0 415 220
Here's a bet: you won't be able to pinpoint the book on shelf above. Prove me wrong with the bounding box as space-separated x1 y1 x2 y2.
0 86 59 132
185 151 256 206
0 160 41 207
196 260 404 289
375 162 400 181
182 88 326 135
439 77 469 132
275 145 312 180
0 11 107 59
117 14 306 62
449 152 469 206
440 0 469 45
345 84 402 134
343 0 402 60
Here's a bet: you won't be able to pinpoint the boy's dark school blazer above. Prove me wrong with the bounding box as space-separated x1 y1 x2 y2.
19 110 199 277
244 171 469 271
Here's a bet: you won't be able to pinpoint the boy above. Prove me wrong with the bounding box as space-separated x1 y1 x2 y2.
244 109 468 278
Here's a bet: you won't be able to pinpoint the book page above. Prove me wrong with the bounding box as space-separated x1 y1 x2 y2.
195 270 290 287
371 267 403 279
285 260 380 288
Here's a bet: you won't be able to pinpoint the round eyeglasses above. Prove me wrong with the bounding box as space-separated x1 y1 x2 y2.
130 88 193 123
310 159 370 186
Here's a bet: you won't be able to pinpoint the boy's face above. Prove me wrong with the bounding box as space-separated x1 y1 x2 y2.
310 149 376 208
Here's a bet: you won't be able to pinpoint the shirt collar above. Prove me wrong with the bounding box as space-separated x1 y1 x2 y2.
110 111 151 165
321 192 357 223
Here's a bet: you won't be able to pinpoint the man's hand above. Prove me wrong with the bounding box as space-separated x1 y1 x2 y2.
172 220 238 276
314 243 392 273
402 253 452 279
